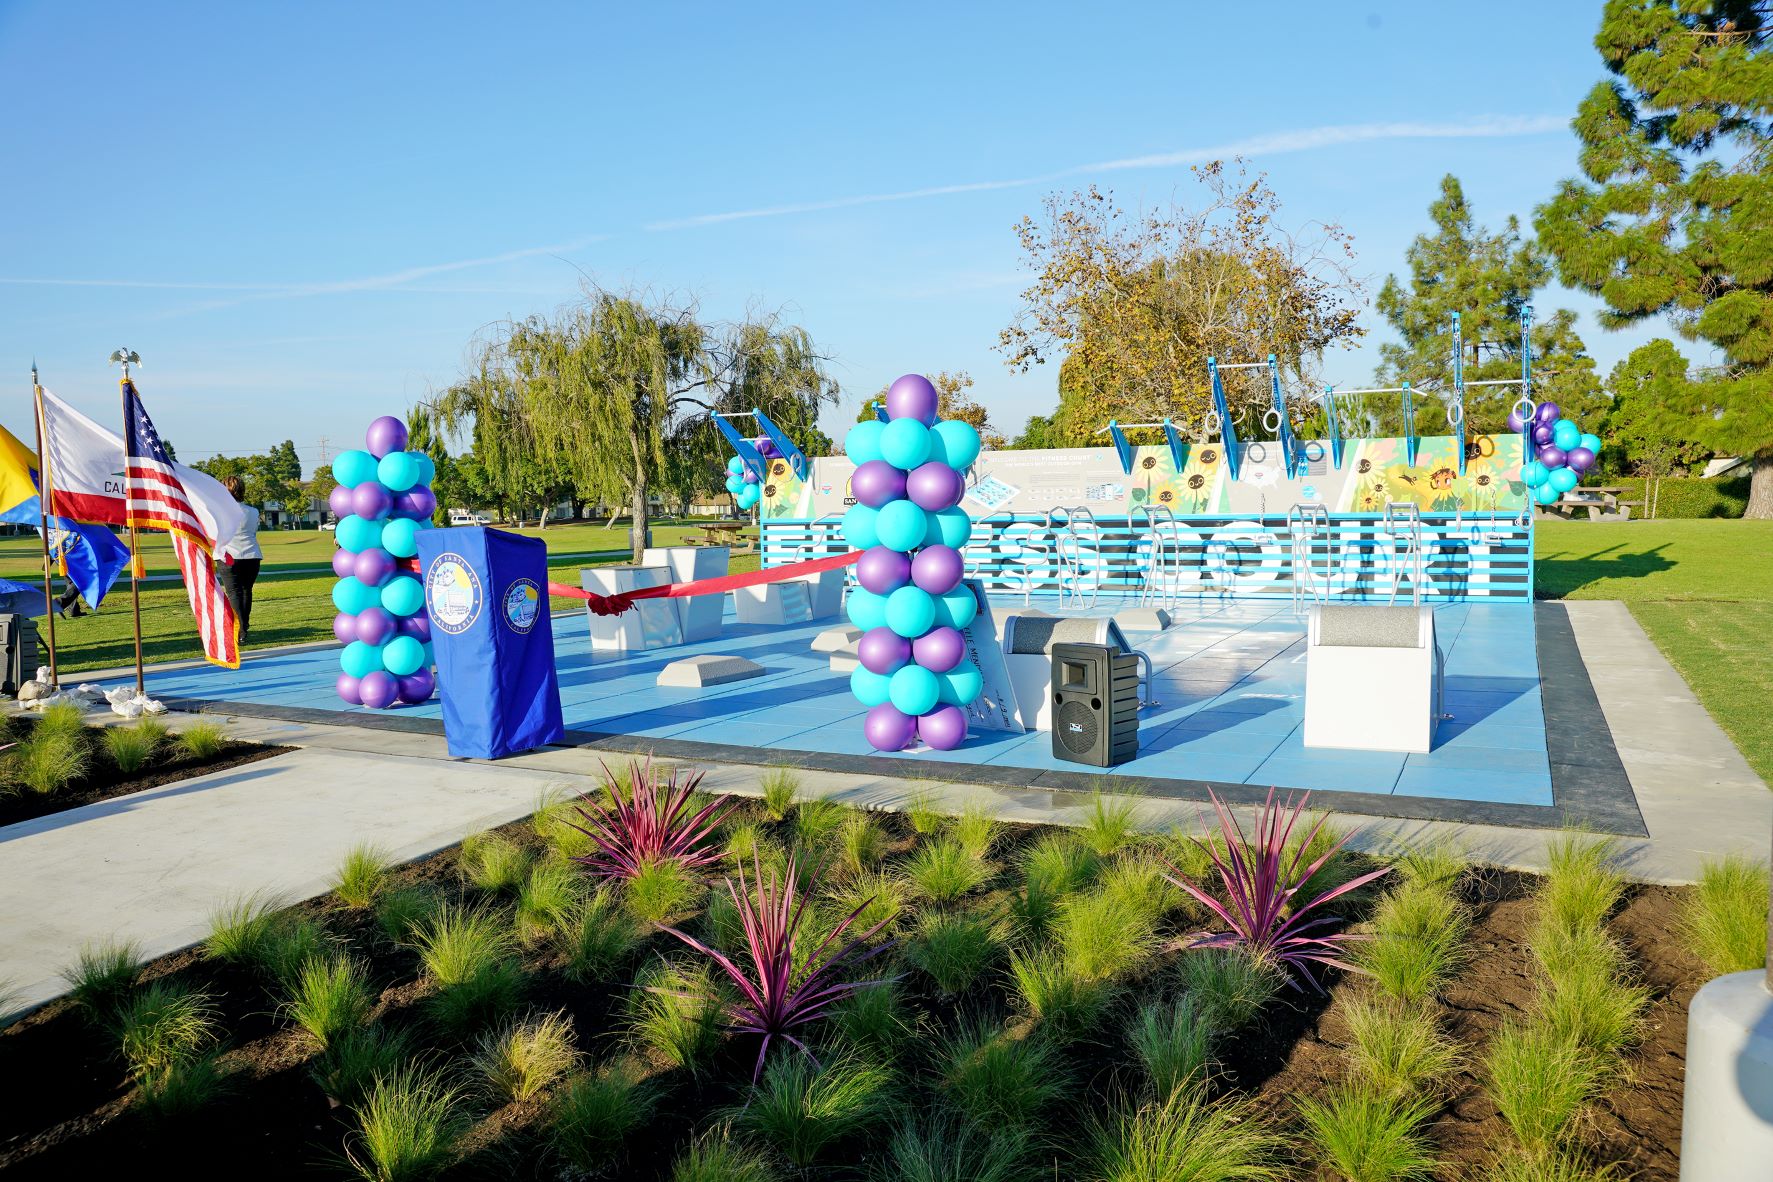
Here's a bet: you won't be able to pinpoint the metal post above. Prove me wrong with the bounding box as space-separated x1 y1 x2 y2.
29 364 59 687
112 348 145 697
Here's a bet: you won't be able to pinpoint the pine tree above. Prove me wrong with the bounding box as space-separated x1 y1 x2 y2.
1377 175 1606 437
1535 0 1772 517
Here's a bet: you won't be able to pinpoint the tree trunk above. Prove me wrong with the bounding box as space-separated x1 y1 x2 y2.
629 434 649 564
1746 454 1773 521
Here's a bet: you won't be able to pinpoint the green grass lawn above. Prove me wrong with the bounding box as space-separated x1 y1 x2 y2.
1536 519 1773 784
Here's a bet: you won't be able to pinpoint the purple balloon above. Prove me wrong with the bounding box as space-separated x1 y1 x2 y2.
336 672 363 705
396 667 435 704
912 625 966 674
1532 424 1554 445
911 545 965 595
393 486 437 521
331 548 356 578
1538 445 1567 468
742 469 759 484
395 613 431 642
328 485 354 518
352 481 393 521
885 374 939 425
359 670 399 710
858 626 912 675
1505 407 1528 434
332 611 358 644
863 702 918 752
1534 401 1561 425
354 547 396 587
755 437 779 458
906 461 964 512
355 606 397 646
365 415 409 459
856 546 912 595
1566 446 1596 473
917 704 969 751
851 459 908 509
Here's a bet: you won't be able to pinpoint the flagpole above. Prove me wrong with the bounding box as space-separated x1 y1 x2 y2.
30 363 59 688
113 348 145 698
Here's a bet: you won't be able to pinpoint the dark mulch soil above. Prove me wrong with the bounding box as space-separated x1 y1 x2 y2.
0 806 1703 1179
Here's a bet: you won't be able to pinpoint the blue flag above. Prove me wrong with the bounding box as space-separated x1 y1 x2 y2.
0 423 131 610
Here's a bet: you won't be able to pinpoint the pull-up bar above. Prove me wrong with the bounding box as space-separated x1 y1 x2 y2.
1095 419 1190 474
711 408 811 482
1452 311 1468 474
1205 357 1242 481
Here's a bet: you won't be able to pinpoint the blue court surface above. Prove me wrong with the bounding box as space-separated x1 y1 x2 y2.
145 593 1555 809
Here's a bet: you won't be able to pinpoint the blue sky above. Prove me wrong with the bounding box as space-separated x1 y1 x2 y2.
0 1 1683 474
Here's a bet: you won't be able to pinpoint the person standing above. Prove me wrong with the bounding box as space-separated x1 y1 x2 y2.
216 475 262 641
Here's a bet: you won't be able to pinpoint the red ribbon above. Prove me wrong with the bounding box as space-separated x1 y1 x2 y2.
547 550 860 617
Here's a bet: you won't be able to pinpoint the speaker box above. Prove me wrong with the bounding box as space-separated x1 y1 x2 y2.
1050 642 1139 767
0 613 38 697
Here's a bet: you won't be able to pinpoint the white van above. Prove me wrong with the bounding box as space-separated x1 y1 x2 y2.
448 509 492 526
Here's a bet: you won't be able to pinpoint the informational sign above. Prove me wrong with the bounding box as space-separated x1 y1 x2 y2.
955 580 1022 734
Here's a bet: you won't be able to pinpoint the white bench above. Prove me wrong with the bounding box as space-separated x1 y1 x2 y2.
1303 604 1442 754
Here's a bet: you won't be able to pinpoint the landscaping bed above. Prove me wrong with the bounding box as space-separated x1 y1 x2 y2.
0 707 288 829
0 769 1757 1180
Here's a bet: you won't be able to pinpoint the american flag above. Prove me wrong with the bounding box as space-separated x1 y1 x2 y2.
123 380 240 669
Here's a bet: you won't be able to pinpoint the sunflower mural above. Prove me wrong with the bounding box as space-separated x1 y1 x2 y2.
1338 436 1527 513
1123 442 1224 516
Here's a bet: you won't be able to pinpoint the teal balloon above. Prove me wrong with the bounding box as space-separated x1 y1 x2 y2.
1578 432 1602 454
875 500 927 553
932 587 978 630
421 642 435 666
1532 483 1561 506
725 474 744 494
884 586 936 638
736 484 761 511
1521 461 1549 488
337 514 383 554
850 666 892 707
1548 466 1579 494
340 640 384 679
727 455 746 476
332 576 378 614
378 451 421 493
922 507 973 549
381 516 420 558
381 574 424 617
333 449 378 489
938 667 983 707
842 503 880 549
847 588 888 631
1552 420 1581 451
888 665 940 715
413 452 435 486
382 635 425 677
879 419 932 470
929 419 982 469
845 419 886 465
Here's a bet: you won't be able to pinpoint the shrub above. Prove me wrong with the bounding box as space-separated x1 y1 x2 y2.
1297 1085 1438 1182
374 886 438 944
12 724 89 796
1166 790 1389 989
761 766 800 821
1057 888 1160 981
1088 1087 1287 1181
905 911 1000 995
1127 995 1213 1100
937 1019 1064 1129
728 1050 897 1166
1609 473 1749 519
1486 1022 1607 1151
839 812 890 876
330 844 395 909
904 837 993 904
285 955 374 1048
833 977 915 1053
61 938 142 1013
1681 854 1770 975
474 1010 578 1103
134 1050 230 1118
627 960 726 1072
347 1065 466 1182
1179 948 1280 1033
559 888 644 983
115 982 217 1079
1009 948 1116 1038
670 1129 779 1182
312 1024 414 1108
414 904 522 1031
1537 834 1625 939
625 857 703 924
174 719 228 760
548 1059 658 1171
659 851 892 1078
1342 995 1460 1100
870 1115 1029 1182
104 719 164 774
459 831 532 894
793 797 845 852
1082 790 1139 855
952 802 998 859
516 858 583 942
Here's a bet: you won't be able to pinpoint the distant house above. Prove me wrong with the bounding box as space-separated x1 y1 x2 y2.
1701 457 1748 480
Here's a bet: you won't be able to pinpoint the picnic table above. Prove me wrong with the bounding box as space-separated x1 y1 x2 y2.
692 521 757 550
1546 486 1643 521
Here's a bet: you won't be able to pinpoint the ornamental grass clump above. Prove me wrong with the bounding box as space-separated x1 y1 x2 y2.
833 977 915 1053
1535 950 1648 1058
115 981 217 1080
1359 879 1470 1005
285 955 374 1048
571 758 736 880
414 904 522 1032
1166 789 1389 990
936 1018 1065 1130
872 1115 1029 1182
952 801 998 859
828 869 907 935
347 1065 467 1182
134 1051 230 1118
174 719 228 760
312 1024 415 1108
838 812 890 876
1681 854 1770 975
760 766 800 821
1087 1087 1288 1182
60 938 142 1014
1536 833 1625 940
374 885 438 944
669 1129 779 1182
330 844 396 909
793 797 845 852
205 892 330 982
548 1059 659 1172
903 837 993 904
1009 947 1116 1038
904 787 945 835
905 910 1000 996
11 722 89 796
1341 995 1461 1101
728 1050 897 1167
515 858 583 942
660 850 892 1079
1485 1021 1607 1152
625 857 702 924
104 718 164 775
627 960 727 1072
1178 947 1281 1033
1126 995 1214 1100
557 888 643 984
1297 1085 1439 1182
473 1010 579 1103
1058 887 1161 982
459 831 531 895
1082 790 1139 856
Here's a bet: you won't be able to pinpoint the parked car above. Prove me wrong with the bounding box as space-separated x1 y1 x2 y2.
447 510 492 526
320 517 337 531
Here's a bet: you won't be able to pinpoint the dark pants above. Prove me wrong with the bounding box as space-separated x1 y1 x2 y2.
217 558 261 640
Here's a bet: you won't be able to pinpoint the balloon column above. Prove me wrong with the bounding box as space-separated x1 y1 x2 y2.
842 374 983 752
722 436 780 514
1509 401 1603 507
328 415 439 709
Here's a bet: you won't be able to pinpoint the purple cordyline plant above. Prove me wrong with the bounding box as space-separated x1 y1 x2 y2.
1164 788 1389 992
660 851 894 1080
567 757 736 880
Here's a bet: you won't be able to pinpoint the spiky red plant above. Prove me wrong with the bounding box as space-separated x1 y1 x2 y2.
567 758 735 880
1164 788 1389 991
660 851 893 1079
